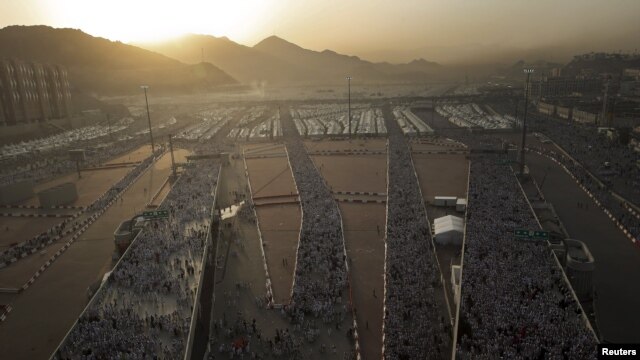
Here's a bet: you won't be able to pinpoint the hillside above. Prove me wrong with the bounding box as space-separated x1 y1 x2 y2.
137 34 308 84
140 34 443 85
0 26 237 95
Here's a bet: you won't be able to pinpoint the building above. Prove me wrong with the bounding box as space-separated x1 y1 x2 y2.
537 101 555 115
527 76 602 98
620 68 640 101
0 59 72 126
556 105 572 120
564 239 595 302
433 215 464 245
572 107 600 124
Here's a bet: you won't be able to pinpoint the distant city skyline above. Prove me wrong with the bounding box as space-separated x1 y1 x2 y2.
1 0 639 64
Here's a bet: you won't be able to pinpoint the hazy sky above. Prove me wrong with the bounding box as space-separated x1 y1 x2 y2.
1 0 639 63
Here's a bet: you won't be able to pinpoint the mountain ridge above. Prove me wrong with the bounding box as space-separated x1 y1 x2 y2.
139 33 443 84
0 25 237 95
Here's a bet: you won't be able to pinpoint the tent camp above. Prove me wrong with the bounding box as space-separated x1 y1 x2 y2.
433 215 464 245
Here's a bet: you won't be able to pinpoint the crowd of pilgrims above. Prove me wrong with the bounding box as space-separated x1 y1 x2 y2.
383 108 450 359
456 156 597 359
54 161 220 359
528 145 640 242
279 113 351 327
533 115 640 206
0 149 161 266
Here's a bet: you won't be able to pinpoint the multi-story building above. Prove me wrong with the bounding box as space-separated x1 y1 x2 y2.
527 76 603 98
0 59 72 126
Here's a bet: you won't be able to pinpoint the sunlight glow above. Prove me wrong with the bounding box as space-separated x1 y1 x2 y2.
45 0 271 43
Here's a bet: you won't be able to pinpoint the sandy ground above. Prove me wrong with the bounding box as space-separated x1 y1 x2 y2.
244 144 300 303
24 167 133 207
210 149 353 359
311 155 386 194
307 139 387 360
105 144 153 165
243 143 286 158
18 144 154 208
340 203 386 360
0 217 62 248
304 139 387 153
0 150 190 360
245 158 297 197
412 150 469 327
412 154 469 201
255 205 300 304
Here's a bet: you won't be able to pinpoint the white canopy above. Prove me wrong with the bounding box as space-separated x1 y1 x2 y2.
434 215 464 245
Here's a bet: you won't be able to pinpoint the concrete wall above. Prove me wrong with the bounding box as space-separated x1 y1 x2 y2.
38 182 78 207
0 181 34 205
573 109 599 124
565 239 595 302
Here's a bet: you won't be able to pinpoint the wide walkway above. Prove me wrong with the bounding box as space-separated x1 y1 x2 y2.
527 152 640 343
0 150 188 359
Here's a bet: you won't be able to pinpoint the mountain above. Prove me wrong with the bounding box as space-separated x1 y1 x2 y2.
136 34 308 84
0 26 237 95
253 35 442 83
562 53 640 77
139 34 442 85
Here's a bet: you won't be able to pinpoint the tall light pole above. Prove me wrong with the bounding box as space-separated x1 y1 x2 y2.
519 68 534 175
346 76 352 138
141 85 155 154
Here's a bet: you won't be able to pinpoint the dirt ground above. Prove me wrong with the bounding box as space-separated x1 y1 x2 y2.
339 203 386 360
210 152 354 359
105 144 153 165
412 150 469 328
255 205 301 304
0 217 62 248
304 138 387 153
310 155 386 194
412 154 469 201
307 139 387 360
19 144 154 208
0 150 190 360
244 144 300 304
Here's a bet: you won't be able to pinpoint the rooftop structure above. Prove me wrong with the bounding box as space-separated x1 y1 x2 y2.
0 59 72 126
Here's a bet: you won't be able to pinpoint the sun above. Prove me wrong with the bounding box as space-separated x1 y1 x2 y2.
46 0 271 43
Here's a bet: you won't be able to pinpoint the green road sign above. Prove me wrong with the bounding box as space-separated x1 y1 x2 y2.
141 210 169 220
514 229 549 241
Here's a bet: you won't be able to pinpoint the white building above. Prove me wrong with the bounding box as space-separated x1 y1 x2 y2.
433 215 464 245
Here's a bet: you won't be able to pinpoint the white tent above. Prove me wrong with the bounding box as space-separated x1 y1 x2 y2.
434 215 464 245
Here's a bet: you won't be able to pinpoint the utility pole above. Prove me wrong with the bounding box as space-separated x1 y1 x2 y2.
514 101 519 129
168 134 176 178
431 100 435 124
520 68 534 175
141 85 155 154
106 113 113 141
601 78 610 127
346 76 352 138
609 96 617 127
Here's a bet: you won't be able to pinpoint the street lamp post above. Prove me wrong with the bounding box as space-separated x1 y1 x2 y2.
519 68 534 175
141 85 155 153
346 76 352 138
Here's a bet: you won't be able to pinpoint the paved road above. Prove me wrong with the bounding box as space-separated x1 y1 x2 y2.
0 150 188 359
527 152 640 343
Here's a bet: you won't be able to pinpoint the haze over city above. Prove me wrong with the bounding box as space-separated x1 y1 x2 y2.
1 1 640 359
2 0 640 63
